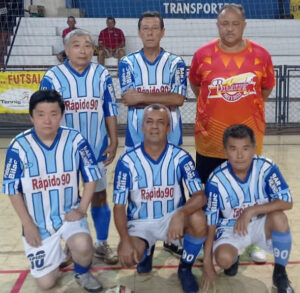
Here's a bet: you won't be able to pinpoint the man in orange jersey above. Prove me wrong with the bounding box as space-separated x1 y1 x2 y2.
189 4 275 266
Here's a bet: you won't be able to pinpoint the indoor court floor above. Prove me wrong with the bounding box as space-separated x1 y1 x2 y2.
0 135 299 293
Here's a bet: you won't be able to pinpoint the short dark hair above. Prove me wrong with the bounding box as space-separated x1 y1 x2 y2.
29 90 65 116
106 17 116 24
143 104 171 125
218 4 245 19
67 16 75 21
138 11 164 30
223 124 256 147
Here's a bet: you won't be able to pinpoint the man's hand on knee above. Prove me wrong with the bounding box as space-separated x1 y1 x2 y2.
117 239 140 267
167 210 185 244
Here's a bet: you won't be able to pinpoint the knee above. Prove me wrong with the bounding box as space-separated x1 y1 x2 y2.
36 274 57 291
186 209 207 236
69 234 93 259
215 249 236 269
268 211 290 232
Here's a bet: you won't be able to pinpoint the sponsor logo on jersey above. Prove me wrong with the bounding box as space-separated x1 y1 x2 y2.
32 173 71 191
232 202 258 219
4 158 18 179
175 67 185 85
136 85 170 93
141 187 174 200
64 98 99 112
268 172 282 193
79 145 94 165
208 72 256 102
207 192 218 211
183 161 196 179
120 67 132 87
116 171 127 190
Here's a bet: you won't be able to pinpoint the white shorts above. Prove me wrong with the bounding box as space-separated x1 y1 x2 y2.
127 210 181 251
95 161 107 192
23 217 90 278
213 216 273 254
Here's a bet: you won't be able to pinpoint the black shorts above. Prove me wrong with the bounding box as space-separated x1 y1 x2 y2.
196 152 226 184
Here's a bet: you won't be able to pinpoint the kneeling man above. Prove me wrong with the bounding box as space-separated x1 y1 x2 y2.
202 124 294 293
113 104 207 293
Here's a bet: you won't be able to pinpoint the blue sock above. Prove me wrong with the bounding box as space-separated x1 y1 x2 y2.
181 233 206 265
272 230 292 266
74 263 90 275
91 205 111 241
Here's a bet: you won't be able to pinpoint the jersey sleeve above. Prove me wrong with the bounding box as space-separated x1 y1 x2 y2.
188 51 201 85
261 51 275 89
2 143 23 195
118 57 136 93
77 135 102 183
103 71 118 118
170 57 187 97
39 72 55 90
113 158 131 205
179 153 203 196
205 180 221 226
264 164 292 202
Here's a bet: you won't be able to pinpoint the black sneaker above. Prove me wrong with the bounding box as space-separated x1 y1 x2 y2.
178 264 199 293
137 245 155 274
163 242 183 258
224 256 239 276
273 264 294 293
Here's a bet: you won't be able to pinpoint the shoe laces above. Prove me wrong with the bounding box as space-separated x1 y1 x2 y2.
100 242 113 254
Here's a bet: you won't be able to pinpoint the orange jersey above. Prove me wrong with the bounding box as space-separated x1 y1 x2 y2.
189 39 275 159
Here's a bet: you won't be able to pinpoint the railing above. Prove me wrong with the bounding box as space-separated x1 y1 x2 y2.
0 1 23 71
3 16 22 71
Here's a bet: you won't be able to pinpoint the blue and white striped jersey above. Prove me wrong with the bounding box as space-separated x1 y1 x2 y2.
205 155 292 228
2 126 101 240
113 143 203 221
40 61 118 162
118 49 187 149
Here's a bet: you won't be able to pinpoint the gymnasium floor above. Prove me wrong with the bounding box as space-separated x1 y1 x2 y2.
0 135 299 293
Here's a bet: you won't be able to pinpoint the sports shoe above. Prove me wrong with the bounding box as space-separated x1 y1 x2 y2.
178 264 199 293
137 245 155 274
94 242 118 265
273 264 294 293
224 256 239 276
163 242 183 258
75 271 103 292
246 245 266 263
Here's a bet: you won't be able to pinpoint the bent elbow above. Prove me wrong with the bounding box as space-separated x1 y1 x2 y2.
287 201 293 210
177 95 185 106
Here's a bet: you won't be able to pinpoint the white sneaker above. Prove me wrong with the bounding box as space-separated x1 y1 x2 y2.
246 245 266 263
94 241 118 265
75 271 103 292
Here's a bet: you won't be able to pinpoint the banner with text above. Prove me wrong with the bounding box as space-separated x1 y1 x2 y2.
75 0 290 19
0 71 44 113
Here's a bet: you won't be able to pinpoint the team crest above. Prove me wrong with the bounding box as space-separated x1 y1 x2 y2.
208 72 256 102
